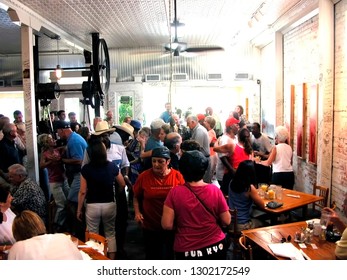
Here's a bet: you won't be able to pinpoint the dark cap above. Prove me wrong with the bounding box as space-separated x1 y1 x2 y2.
152 146 171 159
130 119 142 131
54 120 70 130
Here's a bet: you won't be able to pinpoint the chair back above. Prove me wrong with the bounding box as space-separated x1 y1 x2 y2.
239 235 253 260
85 231 108 256
313 185 329 211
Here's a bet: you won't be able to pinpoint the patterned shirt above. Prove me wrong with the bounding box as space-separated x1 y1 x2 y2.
11 178 47 221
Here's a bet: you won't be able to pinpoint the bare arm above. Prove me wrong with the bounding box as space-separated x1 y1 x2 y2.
161 205 175 230
115 172 126 193
219 210 231 226
323 207 346 233
249 184 265 209
140 149 152 159
259 146 277 166
213 143 234 154
133 196 144 226
77 175 87 221
220 156 233 173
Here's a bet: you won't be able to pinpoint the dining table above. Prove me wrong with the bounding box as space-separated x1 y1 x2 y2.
241 221 337 260
257 188 324 224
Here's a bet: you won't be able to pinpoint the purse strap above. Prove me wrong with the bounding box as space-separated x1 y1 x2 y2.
183 182 218 221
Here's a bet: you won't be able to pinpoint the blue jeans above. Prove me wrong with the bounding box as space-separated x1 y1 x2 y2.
49 180 70 228
67 173 81 202
85 202 117 253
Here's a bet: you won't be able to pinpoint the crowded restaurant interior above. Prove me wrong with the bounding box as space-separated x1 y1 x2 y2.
0 0 347 260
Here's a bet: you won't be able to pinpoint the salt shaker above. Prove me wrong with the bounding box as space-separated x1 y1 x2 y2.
305 228 313 244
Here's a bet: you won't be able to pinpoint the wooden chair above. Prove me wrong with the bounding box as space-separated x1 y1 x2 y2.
226 208 240 259
238 235 253 260
312 185 329 213
291 184 329 220
85 231 108 256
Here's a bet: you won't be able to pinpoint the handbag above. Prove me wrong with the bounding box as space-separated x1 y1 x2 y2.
183 183 228 231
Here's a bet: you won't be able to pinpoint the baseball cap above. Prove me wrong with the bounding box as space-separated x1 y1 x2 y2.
152 146 171 159
54 120 70 130
225 117 240 128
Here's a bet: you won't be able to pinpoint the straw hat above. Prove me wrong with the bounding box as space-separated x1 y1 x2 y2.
115 122 134 138
93 120 115 135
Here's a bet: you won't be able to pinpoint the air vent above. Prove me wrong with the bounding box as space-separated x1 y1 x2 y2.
172 73 188 81
11 79 23 86
207 73 222 81
145 74 160 82
235 73 253 80
0 80 4 87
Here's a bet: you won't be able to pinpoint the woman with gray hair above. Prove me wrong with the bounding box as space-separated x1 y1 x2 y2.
256 125 294 189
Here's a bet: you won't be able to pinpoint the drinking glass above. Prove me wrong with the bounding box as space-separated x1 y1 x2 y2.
275 185 283 200
320 209 332 226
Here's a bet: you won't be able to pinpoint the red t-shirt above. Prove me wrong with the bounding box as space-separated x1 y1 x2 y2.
133 168 184 231
231 144 251 169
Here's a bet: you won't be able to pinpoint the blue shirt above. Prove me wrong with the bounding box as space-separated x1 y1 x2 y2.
66 132 88 202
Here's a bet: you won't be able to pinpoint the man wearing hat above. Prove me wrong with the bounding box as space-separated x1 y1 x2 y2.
133 146 184 260
56 120 87 241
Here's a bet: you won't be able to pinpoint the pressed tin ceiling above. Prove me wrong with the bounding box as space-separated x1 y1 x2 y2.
0 0 311 55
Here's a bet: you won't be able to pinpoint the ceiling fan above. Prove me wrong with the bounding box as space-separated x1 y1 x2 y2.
165 0 224 57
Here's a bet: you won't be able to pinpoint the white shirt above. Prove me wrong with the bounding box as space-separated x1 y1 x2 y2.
8 233 83 260
0 208 16 245
272 143 293 173
215 134 236 181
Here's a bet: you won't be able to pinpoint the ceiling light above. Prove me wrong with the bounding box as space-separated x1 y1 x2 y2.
55 65 62 80
54 36 63 80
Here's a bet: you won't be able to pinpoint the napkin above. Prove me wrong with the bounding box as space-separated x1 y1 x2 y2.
268 243 305 260
85 240 105 255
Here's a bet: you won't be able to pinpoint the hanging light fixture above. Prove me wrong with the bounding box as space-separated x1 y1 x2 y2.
55 36 62 80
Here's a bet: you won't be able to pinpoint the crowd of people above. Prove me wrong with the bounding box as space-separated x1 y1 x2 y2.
0 104 346 260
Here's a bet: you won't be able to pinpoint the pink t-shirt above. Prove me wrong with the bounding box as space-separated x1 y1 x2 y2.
42 149 66 183
164 183 229 252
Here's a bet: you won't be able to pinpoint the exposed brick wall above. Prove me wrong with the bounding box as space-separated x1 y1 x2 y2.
282 16 319 193
259 1 347 221
332 0 347 215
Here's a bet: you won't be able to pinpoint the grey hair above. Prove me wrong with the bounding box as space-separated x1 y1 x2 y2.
275 126 289 143
2 122 16 135
186 115 198 122
8 164 28 177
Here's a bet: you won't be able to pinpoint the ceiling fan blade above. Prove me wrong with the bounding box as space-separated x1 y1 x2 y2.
185 46 224 53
